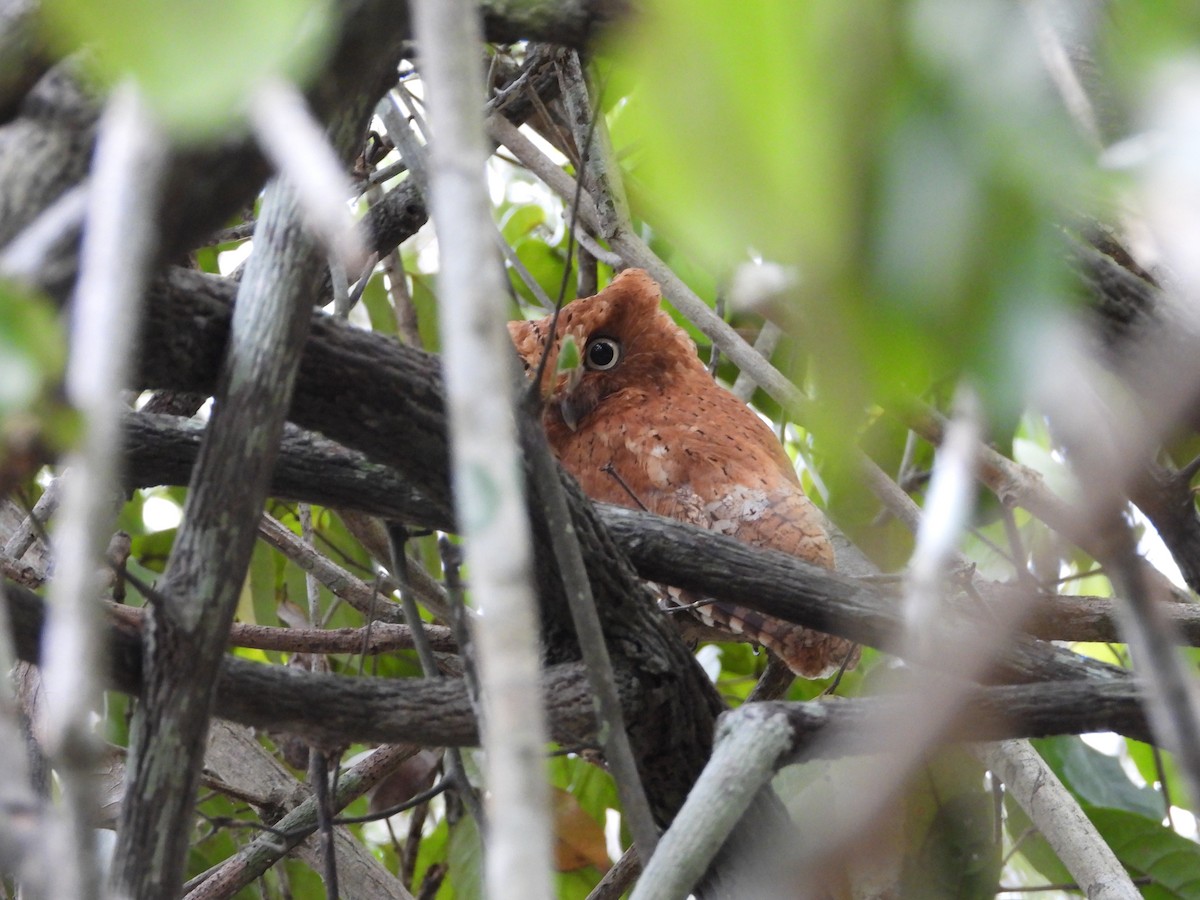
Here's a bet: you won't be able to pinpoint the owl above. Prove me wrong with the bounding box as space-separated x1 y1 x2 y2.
509 268 858 678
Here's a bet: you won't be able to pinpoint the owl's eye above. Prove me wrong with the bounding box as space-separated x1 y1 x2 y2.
584 336 621 371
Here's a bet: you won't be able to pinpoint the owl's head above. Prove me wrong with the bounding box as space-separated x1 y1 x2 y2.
508 268 703 431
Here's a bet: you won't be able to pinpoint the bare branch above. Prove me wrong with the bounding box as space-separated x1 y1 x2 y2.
112 97 353 893
202 720 415 899
257 513 408 625
105 601 456 656
980 740 1139 900
1 580 1160 752
411 0 554 895
40 83 164 900
183 743 419 900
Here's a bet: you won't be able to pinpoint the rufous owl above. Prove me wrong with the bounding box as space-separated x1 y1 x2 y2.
509 268 857 678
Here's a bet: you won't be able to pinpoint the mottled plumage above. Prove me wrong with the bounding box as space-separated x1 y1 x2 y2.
509 268 856 678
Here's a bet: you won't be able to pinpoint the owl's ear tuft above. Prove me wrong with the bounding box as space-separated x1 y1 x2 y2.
605 268 662 315
507 319 540 371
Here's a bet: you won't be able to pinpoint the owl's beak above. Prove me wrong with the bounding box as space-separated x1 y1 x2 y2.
559 397 583 432
556 367 586 431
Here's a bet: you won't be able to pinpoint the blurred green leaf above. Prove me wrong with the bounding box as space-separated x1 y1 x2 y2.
902 791 1000 900
549 752 619 817
1003 792 1073 886
1128 741 1185 815
557 869 603 900
609 0 1091 434
193 245 220 275
279 858 325 899
900 751 1001 900
1102 0 1200 120
445 814 484 900
40 0 334 138
412 808 449 896
608 3 887 279
103 691 132 747
0 280 65 415
407 271 442 351
360 272 397 336
187 793 246 890
510 239 569 307
499 202 548 247
241 540 278 627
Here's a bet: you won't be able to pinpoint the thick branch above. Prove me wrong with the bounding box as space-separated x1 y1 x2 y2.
124 412 1200 649
112 171 328 897
1 581 1158 750
134 265 725 827
126 273 1130 690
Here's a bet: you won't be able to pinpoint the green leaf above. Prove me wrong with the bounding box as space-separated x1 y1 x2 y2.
240 541 278 627
511 240 569 307
1087 806 1200 899
1004 792 1072 885
412 812 448 896
407 271 442 352
360 272 397 336
608 3 885 278
556 334 581 374
548 755 620 819
499 202 548 247
1102 0 1200 93
901 791 1000 900
900 751 1001 900
776 750 1000 899
557 868 603 900
40 0 335 138
193 245 220 275
445 814 484 900
608 0 1090 435
1033 736 1164 820
278 857 324 899
1128 741 1185 809
0 280 65 415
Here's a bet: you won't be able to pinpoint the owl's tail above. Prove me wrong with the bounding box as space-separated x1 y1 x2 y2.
688 597 860 680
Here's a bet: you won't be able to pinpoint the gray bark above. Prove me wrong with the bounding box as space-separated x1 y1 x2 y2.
0 582 1162 752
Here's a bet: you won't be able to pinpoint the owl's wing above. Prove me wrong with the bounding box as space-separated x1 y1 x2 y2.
664 483 858 680
702 482 835 568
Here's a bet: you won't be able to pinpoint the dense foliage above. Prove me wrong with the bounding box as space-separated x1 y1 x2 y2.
4 1 1200 898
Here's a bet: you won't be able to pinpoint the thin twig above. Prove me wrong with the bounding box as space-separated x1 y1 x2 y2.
182 744 418 900
332 776 451 826
386 525 486 831
3 479 60 561
307 750 340 900
257 513 408 625
519 404 661 861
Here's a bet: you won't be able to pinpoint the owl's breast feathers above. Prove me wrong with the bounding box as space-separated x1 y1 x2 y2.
509 268 854 677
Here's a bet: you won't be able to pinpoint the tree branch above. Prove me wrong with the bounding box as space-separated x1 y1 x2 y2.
133 264 727 831
1 580 1159 751
979 740 1140 900
412 0 556 892
112 96 364 894
0 0 627 301
40 84 164 900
